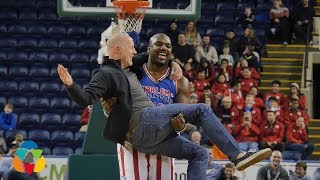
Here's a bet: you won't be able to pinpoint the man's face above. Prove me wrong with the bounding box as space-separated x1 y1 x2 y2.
202 36 210 45
4 106 13 114
170 22 177 31
270 152 282 167
149 34 172 66
249 87 258 96
267 112 275 123
234 83 241 91
223 47 230 54
245 96 254 106
272 83 280 93
243 69 251 78
119 37 137 68
223 100 232 109
198 71 205 80
240 59 248 67
191 132 201 144
291 101 299 110
221 60 228 68
226 31 235 39
296 117 304 127
303 0 309 6
218 75 226 83
295 166 306 178
207 148 214 162
269 100 278 108
178 34 185 44
224 167 234 178
245 8 251 16
190 97 198 104
203 89 211 97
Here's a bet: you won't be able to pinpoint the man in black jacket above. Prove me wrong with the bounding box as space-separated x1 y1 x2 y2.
58 33 271 180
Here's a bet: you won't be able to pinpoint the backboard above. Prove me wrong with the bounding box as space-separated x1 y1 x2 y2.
57 0 201 20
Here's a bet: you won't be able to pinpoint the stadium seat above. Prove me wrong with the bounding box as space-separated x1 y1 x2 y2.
49 66 59 78
52 147 73 156
28 97 50 112
0 38 17 48
67 25 86 36
71 68 90 79
50 97 71 112
18 81 39 95
74 132 85 148
0 96 6 105
215 13 234 25
87 26 106 36
7 51 29 65
0 24 6 33
36 0 57 9
47 25 66 36
28 51 49 63
7 24 27 34
40 146 51 155
18 9 37 20
138 42 148 53
0 8 18 20
0 51 5 61
0 66 7 78
62 114 81 132
48 52 69 64
78 40 98 49
16 1 36 8
0 81 18 96
216 2 236 12
28 130 51 147
39 82 61 95
27 24 47 35
41 113 61 131
7 96 28 112
18 38 38 48
58 39 78 49
74 147 82 155
51 130 73 147
69 53 89 63
38 38 58 49
38 10 57 20
255 13 269 24
8 65 29 78
19 113 40 130
4 129 27 145
29 66 49 78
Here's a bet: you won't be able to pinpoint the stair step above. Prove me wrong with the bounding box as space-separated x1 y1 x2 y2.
313 152 320 155
309 119 320 127
261 72 301 79
267 51 304 58
266 44 319 51
315 143 320 147
263 65 302 73
260 80 301 87
261 72 301 75
309 127 320 130
261 57 303 66
308 135 320 138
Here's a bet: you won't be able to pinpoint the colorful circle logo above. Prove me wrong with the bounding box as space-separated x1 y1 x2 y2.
12 140 46 175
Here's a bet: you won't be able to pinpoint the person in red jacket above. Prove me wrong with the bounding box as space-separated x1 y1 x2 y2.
235 58 260 81
195 57 216 83
79 105 92 132
240 94 262 127
239 68 258 97
216 96 240 131
283 82 306 111
194 70 210 97
249 86 265 111
215 59 233 82
284 98 309 127
198 86 218 109
286 117 315 160
262 96 285 124
233 113 260 151
224 79 244 110
183 62 196 82
259 109 285 152
211 74 229 101
263 80 285 107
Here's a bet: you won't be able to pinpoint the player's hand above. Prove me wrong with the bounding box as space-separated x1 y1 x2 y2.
101 97 117 115
57 64 73 86
170 61 183 81
170 113 185 132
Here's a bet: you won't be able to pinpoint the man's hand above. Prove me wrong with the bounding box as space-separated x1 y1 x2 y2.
57 64 73 86
101 97 117 115
297 21 303 26
170 61 183 81
171 113 186 132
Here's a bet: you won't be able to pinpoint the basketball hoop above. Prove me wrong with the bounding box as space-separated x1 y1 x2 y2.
113 0 149 33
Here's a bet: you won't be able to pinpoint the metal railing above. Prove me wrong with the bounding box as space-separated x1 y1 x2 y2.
303 23 311 88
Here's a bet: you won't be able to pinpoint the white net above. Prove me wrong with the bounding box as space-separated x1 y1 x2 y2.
114 7 147 33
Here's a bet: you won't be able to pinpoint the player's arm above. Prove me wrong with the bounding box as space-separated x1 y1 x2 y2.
174 76 190 104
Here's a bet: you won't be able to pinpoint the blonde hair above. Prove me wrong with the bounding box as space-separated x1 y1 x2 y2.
184 21 198 44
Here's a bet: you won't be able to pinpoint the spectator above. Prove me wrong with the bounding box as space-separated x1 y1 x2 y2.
189 82 195 93
191 131 201 145
0 104 16 131
198 86 218 109
219 46 235 66
263 80 285 107
219 163 238 180
241 94 262 127
238 28 261 55
267 0 290 45
14 134 24 144
184 20 201 47
239 68 258 97
259 109 286 152
222 29 240 63
206 147 224 179
289 162 312 180
0 141 19 177
233 112 260 151
235 58 261 81
292 0 315 44
256 150 289 179
80 106 91 132
189 93 198 104
216 96 239 131
195 35 218 65
286 117 315 160
224 79 244 110
284 83 306 111
165 20 179 49
238 7 256 29
262 96 285 124
216 59 233 82
313 168 320 180
173 33 195 67
4 167 40 180
284 98 309 127
241 45 260 72
211 74 229 101
196 57 216 83
249 86 265 111
0 137 6 154
183 63 196 82
194 70 210 97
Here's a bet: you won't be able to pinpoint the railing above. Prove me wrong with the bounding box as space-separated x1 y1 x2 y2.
303 23 311 88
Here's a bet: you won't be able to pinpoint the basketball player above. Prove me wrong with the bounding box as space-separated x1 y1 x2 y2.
103 33 190 180
58 33 271 179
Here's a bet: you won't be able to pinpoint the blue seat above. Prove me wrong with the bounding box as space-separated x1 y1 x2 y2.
8 65 29 78
50 97 70 111
215 13 234 25
71 68 90 79
69 53 89 63
51 130 73 147
216 2 236 12
0 51 6 61
7 51 28 64
255 13 269 24
36 0 56 9
28 25 46 35
19 10 37 20
74 147 82 155
206 28 226 38
67 25 86 36
58 39 78 49
0 24 6 33
29 97 50 112
28 130 51 147
201 1 215 11
177 1 190 9
19 113 40 130
0 9 18 20
49 66 59 78
40 146 51 155
18 38 38 48
74 132 85 148
88 53 98 63
4 129 27 145
0 38 17 48
16 1 36 8
0 96 6 105
87 26 105 36
138 42 148 53
40 82 61 95
49 52 69 64
62 114 81 132
7 24 27 34
7 96 28 110
52 147 73 156
47 25 66 36
28 51 49 63
78 40 98 49
38 38 58 49
0 66 7 78
41 113 61 131
38 10 57 20
29 66 49 78
0 81 18 95
19 81 39 94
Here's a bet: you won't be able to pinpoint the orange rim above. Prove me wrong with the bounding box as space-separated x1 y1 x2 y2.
113 1 149 14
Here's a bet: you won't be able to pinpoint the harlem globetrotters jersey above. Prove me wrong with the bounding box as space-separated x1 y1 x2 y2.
139 64 178 106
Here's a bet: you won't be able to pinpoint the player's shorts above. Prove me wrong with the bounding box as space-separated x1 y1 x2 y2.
117 143 174 180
